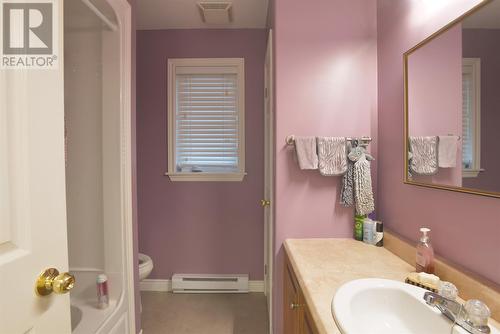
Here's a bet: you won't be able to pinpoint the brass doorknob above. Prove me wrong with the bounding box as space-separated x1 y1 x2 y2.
36 268 75 296
261 199 271 207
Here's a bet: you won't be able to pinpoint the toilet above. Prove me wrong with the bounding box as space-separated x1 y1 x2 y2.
138 253 154 281
138 253 153 316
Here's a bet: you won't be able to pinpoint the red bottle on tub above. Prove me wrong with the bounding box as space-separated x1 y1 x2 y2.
97 274 109 309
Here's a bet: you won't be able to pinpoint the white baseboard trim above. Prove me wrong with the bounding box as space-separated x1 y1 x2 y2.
140 279 264 293
248 280 265 292
140 279 171 292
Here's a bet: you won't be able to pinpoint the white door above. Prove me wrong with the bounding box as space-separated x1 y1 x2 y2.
263 29 274 334
0 2 72 333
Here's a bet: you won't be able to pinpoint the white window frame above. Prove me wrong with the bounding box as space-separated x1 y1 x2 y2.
166 58 246 182
462 58 482 178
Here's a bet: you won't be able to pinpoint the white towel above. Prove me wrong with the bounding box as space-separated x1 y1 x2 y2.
438 135 459 168
317 137 347 176
409 136 439 175
294 136 318 170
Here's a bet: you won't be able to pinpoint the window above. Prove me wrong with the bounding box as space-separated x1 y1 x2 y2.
167 58 245 181
462 58 482 178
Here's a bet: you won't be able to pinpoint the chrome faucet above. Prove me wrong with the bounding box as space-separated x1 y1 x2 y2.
423 291 491 334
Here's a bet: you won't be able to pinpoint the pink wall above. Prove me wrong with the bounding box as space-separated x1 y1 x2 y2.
377 0 500 290
137 29 267 280
462 29 500 192
408 24 462 186
272 0 377 332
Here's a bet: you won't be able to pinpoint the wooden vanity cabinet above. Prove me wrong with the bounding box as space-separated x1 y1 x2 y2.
284 254 320 334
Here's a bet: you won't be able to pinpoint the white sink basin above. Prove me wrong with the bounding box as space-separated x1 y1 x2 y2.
332 278 499 334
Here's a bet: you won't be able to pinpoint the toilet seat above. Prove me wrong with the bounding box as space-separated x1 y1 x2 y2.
138 253 153 281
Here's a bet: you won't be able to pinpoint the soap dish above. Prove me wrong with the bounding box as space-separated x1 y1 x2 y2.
405 272 439 292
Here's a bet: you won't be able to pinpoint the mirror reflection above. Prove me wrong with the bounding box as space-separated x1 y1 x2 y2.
406 0 500 195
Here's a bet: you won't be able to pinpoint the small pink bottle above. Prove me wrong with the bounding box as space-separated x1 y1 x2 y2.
96 274 109 309
416 227 435 274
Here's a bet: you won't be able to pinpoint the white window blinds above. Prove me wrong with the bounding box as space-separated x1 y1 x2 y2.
462 71 473 169
175 72 239 173
461 58 481 176
168 58 245 181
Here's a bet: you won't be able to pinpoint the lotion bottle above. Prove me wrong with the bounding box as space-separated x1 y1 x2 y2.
416 227 435 274
354 214 365 241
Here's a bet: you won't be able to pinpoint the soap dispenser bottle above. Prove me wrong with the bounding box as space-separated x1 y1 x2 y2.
416 227 435 274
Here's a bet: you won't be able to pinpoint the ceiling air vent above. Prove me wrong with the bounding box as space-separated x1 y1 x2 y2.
197 2 233 24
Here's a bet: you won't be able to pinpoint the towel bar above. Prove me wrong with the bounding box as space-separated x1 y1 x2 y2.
285 135 372 146
447 134 461 140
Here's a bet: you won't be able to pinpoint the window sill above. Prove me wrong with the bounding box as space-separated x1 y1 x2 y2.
463 168 485 178
165 172 247 182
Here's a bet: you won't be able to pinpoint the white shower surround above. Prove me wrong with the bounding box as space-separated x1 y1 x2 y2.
65 0 135 332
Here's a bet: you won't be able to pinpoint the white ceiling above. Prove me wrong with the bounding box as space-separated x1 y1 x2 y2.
462 0 500 29
138 0 269 30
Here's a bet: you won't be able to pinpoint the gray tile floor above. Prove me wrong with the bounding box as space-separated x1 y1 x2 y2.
141 292 269 334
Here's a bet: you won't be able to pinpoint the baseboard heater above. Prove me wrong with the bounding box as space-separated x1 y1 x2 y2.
172 274 249 293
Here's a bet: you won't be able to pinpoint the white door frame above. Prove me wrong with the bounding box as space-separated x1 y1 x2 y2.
263 29 274 334
99 0 136 332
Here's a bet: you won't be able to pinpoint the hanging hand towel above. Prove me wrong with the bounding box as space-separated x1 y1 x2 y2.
438 135 459 168
349 147 375 216
349 147 375 215
317 137 347 176
341 141 355 207
409 136 439 175
294 136 318 170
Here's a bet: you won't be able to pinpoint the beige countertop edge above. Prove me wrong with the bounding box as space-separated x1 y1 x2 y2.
284 237 500 334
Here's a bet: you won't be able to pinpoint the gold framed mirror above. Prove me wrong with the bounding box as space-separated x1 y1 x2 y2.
404 0 500 199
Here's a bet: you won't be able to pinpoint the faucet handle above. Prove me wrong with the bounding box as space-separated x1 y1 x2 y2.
439 281 458 300
464 299 491 328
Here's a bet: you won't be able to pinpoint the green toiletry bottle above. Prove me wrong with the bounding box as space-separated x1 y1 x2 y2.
354 214 365 241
